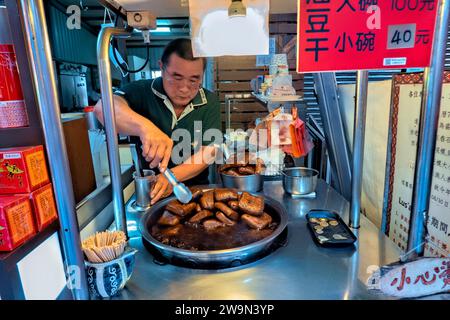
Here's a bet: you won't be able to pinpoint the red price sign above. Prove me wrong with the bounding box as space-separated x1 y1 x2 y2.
296 0 439 73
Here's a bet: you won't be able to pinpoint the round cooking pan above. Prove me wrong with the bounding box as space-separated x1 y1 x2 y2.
139 190 288 269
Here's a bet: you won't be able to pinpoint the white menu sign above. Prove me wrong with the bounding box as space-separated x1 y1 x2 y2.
385 79 422 252
425 73 450 257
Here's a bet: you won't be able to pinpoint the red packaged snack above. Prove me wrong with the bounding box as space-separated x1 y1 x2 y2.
0 145 50 194
29 184 58 231
0 44 29 129
0 195 36 251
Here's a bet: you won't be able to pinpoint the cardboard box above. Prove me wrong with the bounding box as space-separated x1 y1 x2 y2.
29 183 58 231
0 195 36 251
0 145 50 194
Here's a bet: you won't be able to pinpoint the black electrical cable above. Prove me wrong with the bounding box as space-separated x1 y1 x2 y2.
111 11 151 74
112 39 150 74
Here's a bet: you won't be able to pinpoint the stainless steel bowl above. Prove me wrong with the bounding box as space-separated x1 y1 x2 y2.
220 172 263 192
282 167 319 195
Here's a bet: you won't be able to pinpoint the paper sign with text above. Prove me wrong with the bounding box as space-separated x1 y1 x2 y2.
297 0 439 73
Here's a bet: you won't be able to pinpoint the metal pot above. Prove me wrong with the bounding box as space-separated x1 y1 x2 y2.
282 167 319 195
139 191 288 269
220 173 264 192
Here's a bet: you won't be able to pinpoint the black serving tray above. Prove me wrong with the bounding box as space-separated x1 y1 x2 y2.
305 210 357 247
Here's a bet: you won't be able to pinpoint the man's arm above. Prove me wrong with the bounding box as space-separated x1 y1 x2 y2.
150 145 217 204
94 95 173 171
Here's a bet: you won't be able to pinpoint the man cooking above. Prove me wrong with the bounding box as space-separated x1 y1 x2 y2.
94 38 221 205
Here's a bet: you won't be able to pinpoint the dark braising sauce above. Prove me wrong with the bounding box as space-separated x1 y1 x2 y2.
149 209 279 251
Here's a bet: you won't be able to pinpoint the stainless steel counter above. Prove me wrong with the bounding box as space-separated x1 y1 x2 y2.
116 180 403 300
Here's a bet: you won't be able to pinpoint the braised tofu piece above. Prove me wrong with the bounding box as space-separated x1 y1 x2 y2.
220 163 244 171
181 202 197 216
228 200 239 211
199 190 215 210
190 188 203 202
189 210 213 223
227 152 250 166
166 201 196 217
216 211 236 226
158 211 180 226
238 192 264 216
241 212 272 230
214 188 238 202
160 224 182 237
203 219 225 230
214 202 240 221
224 168 241 176
238 166 255 175
255 158 265 174
165 200 184 216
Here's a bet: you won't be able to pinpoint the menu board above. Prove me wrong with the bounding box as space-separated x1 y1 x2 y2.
425 73 450 257
383 74 423 251
383 72 450 255
297 0 438 72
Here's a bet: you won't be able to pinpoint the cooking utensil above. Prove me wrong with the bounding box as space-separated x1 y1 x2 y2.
139 190 288 269
282 167 319 195
220 172 263 192
134 169 156 210
162 167 192 204
130 143 144 177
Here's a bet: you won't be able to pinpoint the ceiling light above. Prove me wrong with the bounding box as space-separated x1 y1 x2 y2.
228 0 247 18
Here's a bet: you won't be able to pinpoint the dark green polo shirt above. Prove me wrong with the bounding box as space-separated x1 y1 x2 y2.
114 77 221 185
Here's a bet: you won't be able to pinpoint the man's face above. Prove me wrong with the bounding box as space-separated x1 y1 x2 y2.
160 54 204 108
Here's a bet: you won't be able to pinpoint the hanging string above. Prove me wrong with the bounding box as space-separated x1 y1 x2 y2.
400 235 450 262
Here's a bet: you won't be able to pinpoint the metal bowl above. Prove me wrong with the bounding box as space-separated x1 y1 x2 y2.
220 172 264 192
139 191 288 269
282 167 319 195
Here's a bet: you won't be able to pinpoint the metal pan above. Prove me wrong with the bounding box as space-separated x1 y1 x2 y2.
139 190 288 269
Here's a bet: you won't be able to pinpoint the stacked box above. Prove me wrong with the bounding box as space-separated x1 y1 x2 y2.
0 195 36 251
29 183 58 232
0 146 59 250
0 145 50 194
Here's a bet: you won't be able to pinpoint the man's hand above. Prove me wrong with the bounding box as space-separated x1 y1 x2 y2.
150 174 173 205
140 124 173 171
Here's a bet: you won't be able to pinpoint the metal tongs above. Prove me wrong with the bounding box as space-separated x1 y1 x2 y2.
161 166 192 204
131 143 192 203
162 143 231 204
130 144 144 177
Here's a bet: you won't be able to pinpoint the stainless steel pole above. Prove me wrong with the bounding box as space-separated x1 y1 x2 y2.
408 0 450 255
349 70 369 229
97 27 131 236
19 0 89 299
225 95 232 130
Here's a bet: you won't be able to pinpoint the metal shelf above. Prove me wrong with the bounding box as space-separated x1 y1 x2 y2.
0 220 59 263
0 220 60 300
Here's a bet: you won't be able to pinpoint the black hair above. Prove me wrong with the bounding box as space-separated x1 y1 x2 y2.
161 38 206 71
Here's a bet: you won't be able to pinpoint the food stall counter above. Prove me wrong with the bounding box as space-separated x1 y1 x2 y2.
113 179 414 300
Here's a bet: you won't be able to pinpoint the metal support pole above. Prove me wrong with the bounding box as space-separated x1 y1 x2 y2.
97 27 131 236
349 70 369 229
19 0 89 299
408 0 450 255
313 73 352 200
225 95 232 130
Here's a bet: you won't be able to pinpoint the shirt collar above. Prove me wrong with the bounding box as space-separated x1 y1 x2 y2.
151 77 208 108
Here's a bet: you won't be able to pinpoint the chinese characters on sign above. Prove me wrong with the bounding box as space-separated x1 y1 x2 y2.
381 259 450 297
425 74 450 258
297 0 438 72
